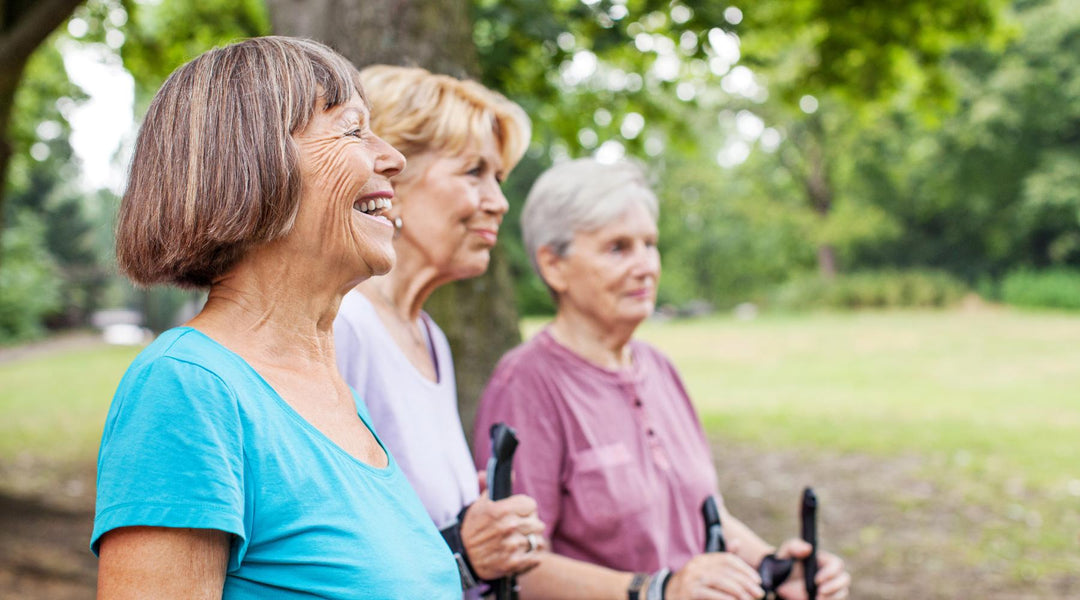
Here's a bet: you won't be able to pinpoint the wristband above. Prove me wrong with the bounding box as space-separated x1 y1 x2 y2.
439 504 483 590
627 572 648 600
646 567 671 600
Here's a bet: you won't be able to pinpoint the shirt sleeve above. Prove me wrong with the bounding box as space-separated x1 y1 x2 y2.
91 356 246 555
473 358 566 540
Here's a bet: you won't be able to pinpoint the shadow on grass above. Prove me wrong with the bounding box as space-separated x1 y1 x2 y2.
0 481 97 599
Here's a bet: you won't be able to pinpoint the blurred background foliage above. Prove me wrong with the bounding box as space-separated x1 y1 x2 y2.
1 0 1079 342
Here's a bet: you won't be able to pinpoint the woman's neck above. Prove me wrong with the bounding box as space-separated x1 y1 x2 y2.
356 243 445 322
548 308 638 370
186 249 345 369
353 248 446 382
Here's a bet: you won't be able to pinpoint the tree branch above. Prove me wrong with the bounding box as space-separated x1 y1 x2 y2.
0 0 85 66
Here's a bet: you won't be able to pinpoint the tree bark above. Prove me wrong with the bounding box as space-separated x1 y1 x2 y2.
264 0 479 77
806 159 838 280
0 0 85 269
801 114 838 280
266 0 522 437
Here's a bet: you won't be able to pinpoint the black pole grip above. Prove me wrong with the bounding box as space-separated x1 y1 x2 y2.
801 487 818 600
701 495 726 553
487 423 519 600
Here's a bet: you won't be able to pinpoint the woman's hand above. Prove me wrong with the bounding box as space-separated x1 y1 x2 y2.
664 543 765 600
460 494 546 580
773 539 851 600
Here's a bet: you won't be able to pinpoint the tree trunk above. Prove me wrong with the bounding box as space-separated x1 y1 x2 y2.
0 0 86 270
816 244 837 280
803 119 838 281
266 0 522 437
264 0 479 77
0 74 16 268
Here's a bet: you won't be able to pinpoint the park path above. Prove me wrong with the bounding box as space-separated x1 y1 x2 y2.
0 331 103 365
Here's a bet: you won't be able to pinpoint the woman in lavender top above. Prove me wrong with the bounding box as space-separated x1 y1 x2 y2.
473 158 852 600
333 65 545 594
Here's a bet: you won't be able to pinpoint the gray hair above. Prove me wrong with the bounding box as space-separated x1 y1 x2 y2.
521 157 659 291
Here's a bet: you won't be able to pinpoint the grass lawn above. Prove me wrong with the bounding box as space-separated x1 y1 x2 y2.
0 344 142 464
635 308 1080 490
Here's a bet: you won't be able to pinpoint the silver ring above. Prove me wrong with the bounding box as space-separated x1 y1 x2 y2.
525 533 539 553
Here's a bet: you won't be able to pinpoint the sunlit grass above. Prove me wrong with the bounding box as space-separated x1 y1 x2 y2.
0 344 142 464
639 309 1080 488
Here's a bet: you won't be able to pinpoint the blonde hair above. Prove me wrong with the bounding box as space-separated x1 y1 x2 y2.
359 65 530 175
116 36 366 289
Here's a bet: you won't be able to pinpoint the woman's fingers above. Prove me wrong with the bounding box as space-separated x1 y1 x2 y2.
818 571 851 600
775 537 812 560
815 553 850 600
501 493 540 517
814 550 844 579
667 553 764 600
460 494 546 579
702 554 766 599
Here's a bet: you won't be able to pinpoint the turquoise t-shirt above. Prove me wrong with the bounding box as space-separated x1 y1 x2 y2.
92 327 460 598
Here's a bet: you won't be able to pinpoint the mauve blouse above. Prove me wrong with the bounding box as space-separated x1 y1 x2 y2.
472 328 719 573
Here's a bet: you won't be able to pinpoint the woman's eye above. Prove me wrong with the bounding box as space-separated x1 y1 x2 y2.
467 165 483 176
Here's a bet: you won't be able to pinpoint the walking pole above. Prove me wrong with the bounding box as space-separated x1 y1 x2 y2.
487 423 519 600
702 495 726 552
801 488 818 600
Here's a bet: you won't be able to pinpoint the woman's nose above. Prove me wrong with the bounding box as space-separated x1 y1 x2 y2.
482 178 510 215
374 135 405 179
633 245 660 277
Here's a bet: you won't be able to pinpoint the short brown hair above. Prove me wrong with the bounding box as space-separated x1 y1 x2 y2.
116 36 366 288
359 65 530 178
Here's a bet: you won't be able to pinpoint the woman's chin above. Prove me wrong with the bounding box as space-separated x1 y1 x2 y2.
617 303 655 327
370 258 395 277
447 253 491 282
359 249 396 278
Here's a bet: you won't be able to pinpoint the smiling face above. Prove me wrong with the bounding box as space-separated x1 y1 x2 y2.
290 93 405 283
541 202 661 330
392 132 509 281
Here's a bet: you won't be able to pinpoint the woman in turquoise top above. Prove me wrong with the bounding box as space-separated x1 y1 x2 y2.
93 37 459 598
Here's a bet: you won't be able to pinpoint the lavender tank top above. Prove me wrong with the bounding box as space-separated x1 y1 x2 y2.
334 291 479 530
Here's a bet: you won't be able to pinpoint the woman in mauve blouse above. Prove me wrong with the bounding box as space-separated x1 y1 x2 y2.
474 158 851 600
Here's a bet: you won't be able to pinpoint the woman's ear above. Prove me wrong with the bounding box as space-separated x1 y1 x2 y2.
536 245 569 295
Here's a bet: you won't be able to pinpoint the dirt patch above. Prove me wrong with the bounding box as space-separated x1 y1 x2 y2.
0 490 96 599
1 439 1076 599
711 439 1078 599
